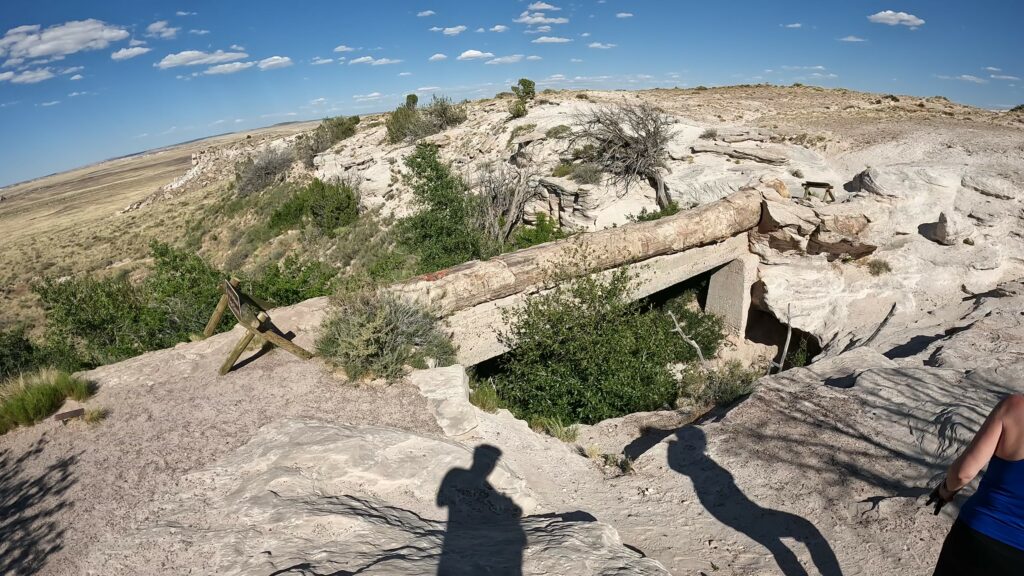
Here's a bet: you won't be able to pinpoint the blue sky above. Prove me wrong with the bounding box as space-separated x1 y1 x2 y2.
1 1 1021 187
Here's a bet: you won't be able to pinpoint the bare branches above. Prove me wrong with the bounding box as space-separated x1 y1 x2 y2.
570 102 674 208
471 163 542 248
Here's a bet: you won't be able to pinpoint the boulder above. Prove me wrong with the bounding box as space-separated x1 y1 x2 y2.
807 229 877 260
759 199 819 235
409 365 479 437
961 174 1019 201
920 212 973 246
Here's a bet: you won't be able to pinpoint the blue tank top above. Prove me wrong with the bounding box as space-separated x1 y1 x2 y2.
958 456 1024 551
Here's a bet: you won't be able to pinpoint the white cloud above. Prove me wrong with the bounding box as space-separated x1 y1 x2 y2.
258 56 293 70
203 62 254 75
189 29 210 36
514 11 569 25
230 44 245 51
146 21 180 40
457 49 494 60
984 66 1002 72
68 90 89 97
526 55 542 61
839 35 866 42
398 71 412 76
349 56 401 65
490 25 509 32
111 46 151 60
528 2 561 10
992 74 1020 81
353 92 383 101
0 71 13 81
129 38 146 47
588 42 616 49
486 54 524 64
532 36 571 43
69 73 83 80
580 32 591 37
429 27 443 32
310 97 327 105
416 86 440 92
570 58 583 63
311 56 333 65
3 57 24 67
475 27 485 33
868 10 924 27
61 66 83 74
428 53 447 61
333 44 355 52
548 73 565 80
176 11 197 16
417 10 435 17
156 49 248 69
781 65 826 71
7 68 55 84
39 100 60 106
524 25 552 34
783 23 802 28
0 19 128 61
810 72 838 79
937 74 988 84
616 12 633 18
443 25 467 36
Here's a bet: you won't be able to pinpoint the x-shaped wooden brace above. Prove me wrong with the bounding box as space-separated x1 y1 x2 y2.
203 279 314 375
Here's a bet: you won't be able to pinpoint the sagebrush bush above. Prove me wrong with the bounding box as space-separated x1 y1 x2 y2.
0 369 94 435
316 291 455 380
492 266 723 425
511 78 536 101
628 200 681 222
268 178 359 236
235 147 294 196
569 163 602 185
386 95 467 144
867 259 892 276
0 327 42 379
397 144 493 273
508 99 527 119
699 128 718 140
297 115 359 167
679 361 759 408
246 257 337 307
545 125 571 139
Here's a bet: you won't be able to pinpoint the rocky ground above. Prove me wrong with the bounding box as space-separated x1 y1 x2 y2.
1 85 1023 575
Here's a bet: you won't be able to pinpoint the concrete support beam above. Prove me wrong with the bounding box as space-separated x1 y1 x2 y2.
705 254 760 335
448 234 751 366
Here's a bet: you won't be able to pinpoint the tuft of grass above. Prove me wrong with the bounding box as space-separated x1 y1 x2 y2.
469 381 501 413
0 369 95 435
628 200 680 222
507 123 537 147
679 361 759 408
552 162 574 178
866 259 892 276
530 415 578 442
699 128 718 140
575 92 590 100
569 163 602 185
600 453 634 474
84 407 109 424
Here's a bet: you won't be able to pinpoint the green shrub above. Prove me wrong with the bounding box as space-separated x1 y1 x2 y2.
235 147 294 196
246 257 337 306
663 291 726 361
511 78 536 101
507 123 537 146
628 200 681 222
545 125 571 139
405 93 418 109
268 178 359 236
0 327 42 379
297 115 359 167
397 144 492 273
493 267 697 425
576 92 590 100
316 291 455 380
511 212 568 249
1011 104 1024 113
0 370 94 435
386 95 466 143
785 336 811 369
423 95 468 129
569 163 602 185
508 99 527 119
679 361 759 407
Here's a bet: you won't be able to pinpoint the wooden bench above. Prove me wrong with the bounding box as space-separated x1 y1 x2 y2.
802 181 835 202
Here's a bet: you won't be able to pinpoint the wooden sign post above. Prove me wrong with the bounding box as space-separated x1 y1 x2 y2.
204 279 314 375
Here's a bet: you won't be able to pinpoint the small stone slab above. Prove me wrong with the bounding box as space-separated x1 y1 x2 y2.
408 365 479 437
54 408 85 423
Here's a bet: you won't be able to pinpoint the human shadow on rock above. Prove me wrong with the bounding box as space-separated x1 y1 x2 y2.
667 427 843 576
435 445 526 576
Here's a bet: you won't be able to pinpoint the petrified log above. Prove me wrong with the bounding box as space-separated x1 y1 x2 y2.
390 189 762 315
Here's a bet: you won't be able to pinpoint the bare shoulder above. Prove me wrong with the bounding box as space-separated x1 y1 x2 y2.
998 394 1024 416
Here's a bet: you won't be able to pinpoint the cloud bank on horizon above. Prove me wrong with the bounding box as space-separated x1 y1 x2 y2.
0 1 1021 185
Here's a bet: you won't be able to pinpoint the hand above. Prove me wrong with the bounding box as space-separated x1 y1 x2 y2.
925 478 957 515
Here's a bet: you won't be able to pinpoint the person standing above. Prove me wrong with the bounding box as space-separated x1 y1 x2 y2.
928 395 1024 575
